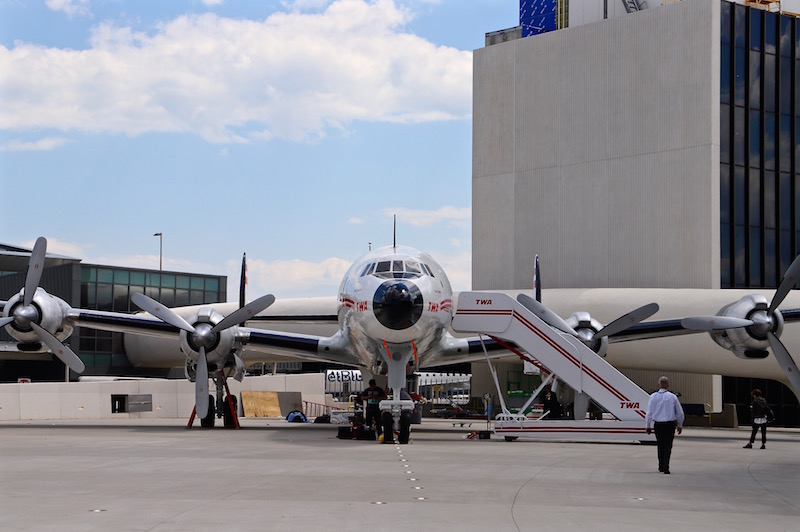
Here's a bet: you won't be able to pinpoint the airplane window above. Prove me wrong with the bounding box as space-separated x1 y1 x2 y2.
392 260 404 272
375 261 391 273
360 263 373 277
421 264 435 277
405 261 421 274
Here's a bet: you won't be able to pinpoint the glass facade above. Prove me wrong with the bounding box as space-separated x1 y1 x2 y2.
720 3 800 288
78 265 225 372
720 2 800 425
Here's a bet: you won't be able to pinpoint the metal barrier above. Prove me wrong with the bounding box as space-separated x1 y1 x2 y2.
302 401 333 420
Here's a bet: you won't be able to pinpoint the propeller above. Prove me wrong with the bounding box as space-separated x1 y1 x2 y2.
517 293 659 356
593 302 659 339
1 237 85 373
518 293 578 336
681 254 800 392
131 291 275 418
680 316 754 331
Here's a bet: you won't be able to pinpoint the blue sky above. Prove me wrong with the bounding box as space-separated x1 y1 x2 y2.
0 0 518 300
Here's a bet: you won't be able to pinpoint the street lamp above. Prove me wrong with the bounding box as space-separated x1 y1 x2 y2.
153 233 162 271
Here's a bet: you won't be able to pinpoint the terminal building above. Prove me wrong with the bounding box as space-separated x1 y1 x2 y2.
472 0 800 425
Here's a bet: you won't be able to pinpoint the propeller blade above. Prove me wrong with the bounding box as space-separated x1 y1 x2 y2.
23 237 47 306
517 294 579 336
681 316 754 331
767 332 800 395
211 294 275 333
595 303 660 339
31 322 85 373
0 316 14 328
195 346 210 419
769 254 800 314
131 292 195 333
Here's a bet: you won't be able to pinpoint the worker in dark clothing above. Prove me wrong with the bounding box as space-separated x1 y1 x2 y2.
361 379 386 436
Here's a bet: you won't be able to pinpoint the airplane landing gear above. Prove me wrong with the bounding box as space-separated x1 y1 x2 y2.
187 370 240 429
379 399 414 444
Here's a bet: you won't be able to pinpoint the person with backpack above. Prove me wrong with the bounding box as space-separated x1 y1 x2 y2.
744 388 772 449
361 379 386 437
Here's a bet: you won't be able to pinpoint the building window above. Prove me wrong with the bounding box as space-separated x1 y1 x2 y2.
720 2 799 289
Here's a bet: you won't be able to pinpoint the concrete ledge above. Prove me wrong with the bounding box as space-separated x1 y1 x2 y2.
0 373 325 421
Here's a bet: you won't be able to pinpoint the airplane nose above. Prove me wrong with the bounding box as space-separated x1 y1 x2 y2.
373 280 424 331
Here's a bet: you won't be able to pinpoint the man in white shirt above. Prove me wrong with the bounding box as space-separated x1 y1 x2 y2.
645 376 685 474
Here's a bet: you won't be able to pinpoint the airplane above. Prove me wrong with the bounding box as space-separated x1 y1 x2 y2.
4 237 800 435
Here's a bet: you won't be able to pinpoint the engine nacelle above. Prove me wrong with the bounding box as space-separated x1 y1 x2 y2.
2 288 73 346
709 294 783 359
564 311 609 358
179 307 237 371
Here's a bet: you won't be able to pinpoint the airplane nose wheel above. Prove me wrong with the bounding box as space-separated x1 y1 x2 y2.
380 408 412 444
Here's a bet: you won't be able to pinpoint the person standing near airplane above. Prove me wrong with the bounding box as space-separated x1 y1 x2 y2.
743 388 771 449
361 379 386 437
645 376 684 474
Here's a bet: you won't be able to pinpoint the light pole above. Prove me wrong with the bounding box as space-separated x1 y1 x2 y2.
153 233 162 271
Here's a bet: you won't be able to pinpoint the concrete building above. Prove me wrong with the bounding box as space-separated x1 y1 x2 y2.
472 0 800 423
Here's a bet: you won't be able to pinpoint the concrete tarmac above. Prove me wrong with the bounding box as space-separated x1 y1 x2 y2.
2 418 800 531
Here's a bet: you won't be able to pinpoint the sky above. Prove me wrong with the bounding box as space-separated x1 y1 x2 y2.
0 0 518 301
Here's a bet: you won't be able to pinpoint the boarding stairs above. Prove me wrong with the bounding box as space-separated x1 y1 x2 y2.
452 292 654 441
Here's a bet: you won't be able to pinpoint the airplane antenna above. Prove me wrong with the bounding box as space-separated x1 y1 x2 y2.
393 214 396 249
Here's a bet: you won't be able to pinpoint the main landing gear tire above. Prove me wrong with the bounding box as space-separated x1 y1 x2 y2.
381 411 394 444
223 395 238 428
504 436 518 442
398 411 411 444
200 395 216 428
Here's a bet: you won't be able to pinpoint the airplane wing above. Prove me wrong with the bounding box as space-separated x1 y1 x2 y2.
244 328 362 367
604 318 689 343
71 308 180 339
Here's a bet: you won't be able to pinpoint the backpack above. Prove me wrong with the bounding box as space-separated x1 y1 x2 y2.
286 410 307 423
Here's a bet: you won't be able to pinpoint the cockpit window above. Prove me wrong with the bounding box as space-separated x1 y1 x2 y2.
420 263 435 278
359 263 373 277
368 259 428 280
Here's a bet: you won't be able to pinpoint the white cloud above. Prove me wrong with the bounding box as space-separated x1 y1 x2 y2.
434 250 471 292
0 0 472 144
45 0 91 18
1 137 70 152
24 237 217 275
384 205 470 228
227 255 351 298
